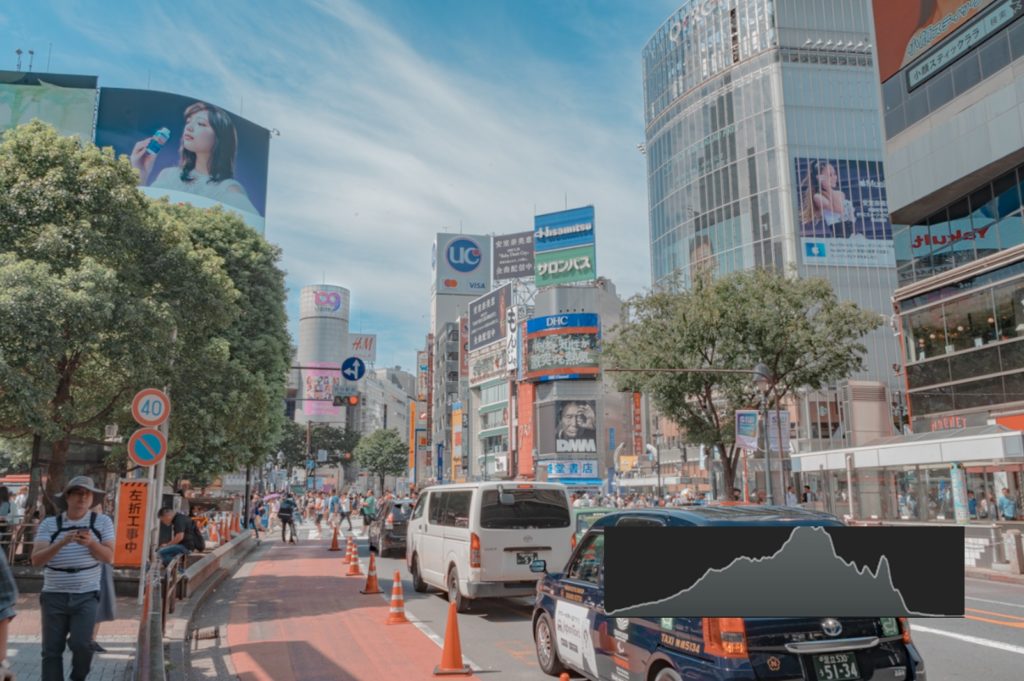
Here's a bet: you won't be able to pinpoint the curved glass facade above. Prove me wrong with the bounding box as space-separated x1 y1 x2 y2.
643 0 901 388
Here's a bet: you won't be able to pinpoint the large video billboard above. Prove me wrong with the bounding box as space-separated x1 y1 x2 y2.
524 313 601 381
795 157 894 268
0 71 97 139
537 400 599 455
873 0 999 83
433 233 492 296
95 87 270 234
302 362 341 417
534 206 597 287
468 283 511 352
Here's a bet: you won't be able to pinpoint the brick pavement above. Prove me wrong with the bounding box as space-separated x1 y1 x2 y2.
7 592 141 680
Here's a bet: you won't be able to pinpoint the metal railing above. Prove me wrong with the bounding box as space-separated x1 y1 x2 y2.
132 562 166 681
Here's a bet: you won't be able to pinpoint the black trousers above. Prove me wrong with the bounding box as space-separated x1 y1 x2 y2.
40 590 99 681
280 517 297 542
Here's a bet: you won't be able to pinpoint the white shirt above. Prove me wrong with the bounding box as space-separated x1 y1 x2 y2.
150 167 259 216
37 512 115 593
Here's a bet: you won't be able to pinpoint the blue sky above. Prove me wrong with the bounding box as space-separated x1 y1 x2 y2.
5 0 679 371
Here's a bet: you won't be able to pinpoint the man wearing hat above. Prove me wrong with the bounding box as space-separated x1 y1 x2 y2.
31 476 115 681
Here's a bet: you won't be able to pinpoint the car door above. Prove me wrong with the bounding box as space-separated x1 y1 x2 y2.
407 494 428 562
422 492 448 586
553 530 605 679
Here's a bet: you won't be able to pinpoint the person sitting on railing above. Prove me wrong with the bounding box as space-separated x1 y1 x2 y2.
156 508 199 567
30 476 115 681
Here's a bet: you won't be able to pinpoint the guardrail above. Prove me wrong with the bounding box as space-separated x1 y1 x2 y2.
132 563 166 681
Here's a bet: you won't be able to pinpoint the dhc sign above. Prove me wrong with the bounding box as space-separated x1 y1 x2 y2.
446 238 482 273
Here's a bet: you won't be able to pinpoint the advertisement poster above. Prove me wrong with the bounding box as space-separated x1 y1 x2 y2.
459 315 470 378
468 343 506 387
95 87 270 233
416 350 429 401
795 157 894 268
767 410 791 454
349 334 377 363
632 391 644 457
517 381 535 476
433 233 491 295
452 403 464 480
872 0 998 83
494 231 535 279
555 400 598 454
303 362 341 417
525 314 601 381
534 206 597 287
0 71 98 139
506 305 521 372
468 283 511 352
735 410 760 451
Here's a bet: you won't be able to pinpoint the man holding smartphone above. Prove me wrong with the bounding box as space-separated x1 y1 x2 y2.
31 477 115 681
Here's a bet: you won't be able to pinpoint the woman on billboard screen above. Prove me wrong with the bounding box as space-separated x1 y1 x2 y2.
129 101 259 216
799 159 856 239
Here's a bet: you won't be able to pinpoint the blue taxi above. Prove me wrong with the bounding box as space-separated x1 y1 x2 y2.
530 507 926 681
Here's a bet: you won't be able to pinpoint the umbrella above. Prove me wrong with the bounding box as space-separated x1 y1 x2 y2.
263 493 282 501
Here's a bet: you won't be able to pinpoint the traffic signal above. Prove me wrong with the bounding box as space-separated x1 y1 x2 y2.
347 394 359 406
333 395 345 407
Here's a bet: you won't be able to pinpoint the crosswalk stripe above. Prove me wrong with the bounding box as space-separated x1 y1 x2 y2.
912 624 1024 656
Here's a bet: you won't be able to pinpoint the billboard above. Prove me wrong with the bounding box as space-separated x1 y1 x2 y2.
873 0 999 83
517 381 535 477
468 343 506 387
524 313 601 381
302 362 341 417
545 459 599 480
459 315 469 378
432 233 492 295
534 206 597 287
299 286 350 321
494 231 535 279
95 87 270 234
416 351 429 401
795 157 895 268
468 283 511 352
735 410 760 451
555 400 598 454
349 334 377 363
452 402 464 480
632 391 644 456
0 71 97 139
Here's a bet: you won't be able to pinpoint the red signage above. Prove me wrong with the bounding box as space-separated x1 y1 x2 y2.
114 480 149 568
517 382 535 478
632 391 644 456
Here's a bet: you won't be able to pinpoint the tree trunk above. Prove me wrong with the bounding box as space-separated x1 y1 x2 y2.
717 442 735 500
44 436 71 516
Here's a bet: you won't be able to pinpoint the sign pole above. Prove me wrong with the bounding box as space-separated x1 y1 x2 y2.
136 475 152 605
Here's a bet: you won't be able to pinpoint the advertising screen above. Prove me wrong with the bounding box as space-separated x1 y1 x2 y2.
554 400 598 454
494 231 535 279
873 0 997 83
95 87 270 234
302 362 341 417
524 313 600 381
0 71 97 139
795 157 895 268
468 343 505 387
468 283 511 352
433 233 492 296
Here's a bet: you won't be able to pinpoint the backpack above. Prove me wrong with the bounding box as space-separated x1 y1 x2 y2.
277 500 294 520
184 514 206 552
51 512 102 543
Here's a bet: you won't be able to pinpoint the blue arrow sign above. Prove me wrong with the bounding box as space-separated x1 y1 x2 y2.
341 356 366 381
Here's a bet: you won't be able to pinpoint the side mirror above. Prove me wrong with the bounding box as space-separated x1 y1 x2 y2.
530 559 547 574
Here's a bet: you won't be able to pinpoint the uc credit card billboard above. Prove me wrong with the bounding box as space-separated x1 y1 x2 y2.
95 87 270 234
433 233 492 295
534 206 597 287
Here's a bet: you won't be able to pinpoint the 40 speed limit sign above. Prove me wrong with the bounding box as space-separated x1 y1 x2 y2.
131 389 170 428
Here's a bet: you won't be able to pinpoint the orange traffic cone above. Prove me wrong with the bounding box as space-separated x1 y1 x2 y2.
559 674 570 681
346 540 363 576
328 526 341 551
341 536 352 564
234 513 242 534
433 600 472 675
209 521 220 545
360 552 383 594
386 570 410 625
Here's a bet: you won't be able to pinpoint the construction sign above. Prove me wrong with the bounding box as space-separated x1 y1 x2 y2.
113 479 150 568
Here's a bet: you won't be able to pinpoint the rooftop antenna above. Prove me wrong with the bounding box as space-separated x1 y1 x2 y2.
28 50 34 72
15 49 22 71
564 192 568 210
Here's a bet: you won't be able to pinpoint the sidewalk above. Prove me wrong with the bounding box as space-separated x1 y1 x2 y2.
202 524 480 681
6 590 141 680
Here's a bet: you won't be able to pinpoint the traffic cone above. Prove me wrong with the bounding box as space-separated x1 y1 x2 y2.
328 526 341 551
341 536 352 564
360 552 383 594
346 540 363 576
559 674 570 681
209 521 220 546
233 513 242 534
386 570 410 625
433 600 472 675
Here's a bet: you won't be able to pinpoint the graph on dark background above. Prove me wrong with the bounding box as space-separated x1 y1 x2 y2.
604 526 964 617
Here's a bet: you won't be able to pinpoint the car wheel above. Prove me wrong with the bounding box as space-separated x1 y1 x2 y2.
534 612 567 676
652 668 682 681
448 568 469 613
410 555 428 593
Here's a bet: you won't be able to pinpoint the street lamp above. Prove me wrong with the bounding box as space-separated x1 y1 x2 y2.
752 363 774 505
646 443 661 500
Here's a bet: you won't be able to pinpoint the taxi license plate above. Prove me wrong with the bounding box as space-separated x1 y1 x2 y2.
813 652 860 681
516 552 537 565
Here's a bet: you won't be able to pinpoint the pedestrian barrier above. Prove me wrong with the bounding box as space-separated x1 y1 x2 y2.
386 570 410 625
342 535 353 564
328 526 341 551
346 540 363 576
433 600 472 675
360 552 383 594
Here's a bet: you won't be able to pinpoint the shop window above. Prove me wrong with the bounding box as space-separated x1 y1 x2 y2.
942 289 998 352
909 386 953 415
953 376 1005 410
949 345 1001 382
904 304 948 361
993 282 1024 341
979 33 1012 79
906 358 951 389
952 52 982 95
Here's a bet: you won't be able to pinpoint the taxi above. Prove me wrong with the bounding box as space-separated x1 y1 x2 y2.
530 507 927 681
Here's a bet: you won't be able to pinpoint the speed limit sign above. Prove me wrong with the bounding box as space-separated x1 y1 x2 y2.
131 388 170 428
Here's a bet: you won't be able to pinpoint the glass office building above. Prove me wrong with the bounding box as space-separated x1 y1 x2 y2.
643 0 901 452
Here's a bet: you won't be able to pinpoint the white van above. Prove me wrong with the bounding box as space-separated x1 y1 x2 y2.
406 481 573 612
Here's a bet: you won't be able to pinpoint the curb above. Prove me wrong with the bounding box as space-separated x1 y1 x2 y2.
964 566 1024 586
164 535 259 681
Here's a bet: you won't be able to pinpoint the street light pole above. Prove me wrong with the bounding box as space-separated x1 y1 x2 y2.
753 363 775 505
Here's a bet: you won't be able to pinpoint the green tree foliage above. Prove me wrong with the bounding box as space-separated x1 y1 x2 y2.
354 428 407 493
275 420 361 477
603 268 881 495
0 121 290 502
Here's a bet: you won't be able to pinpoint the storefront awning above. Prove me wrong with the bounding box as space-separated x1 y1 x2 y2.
791 425 1024 473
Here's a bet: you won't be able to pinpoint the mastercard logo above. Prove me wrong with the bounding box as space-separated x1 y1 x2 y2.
444 279 458 288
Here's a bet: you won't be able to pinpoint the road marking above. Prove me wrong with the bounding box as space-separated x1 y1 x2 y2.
912 624 1024 655
966 596 1024 609
967 607 1024 621
375 588 485 673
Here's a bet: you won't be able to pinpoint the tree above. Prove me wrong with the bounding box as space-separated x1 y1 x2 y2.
275 420 361 478
354 429 407 494
603 268 881 496
0 122 235 510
